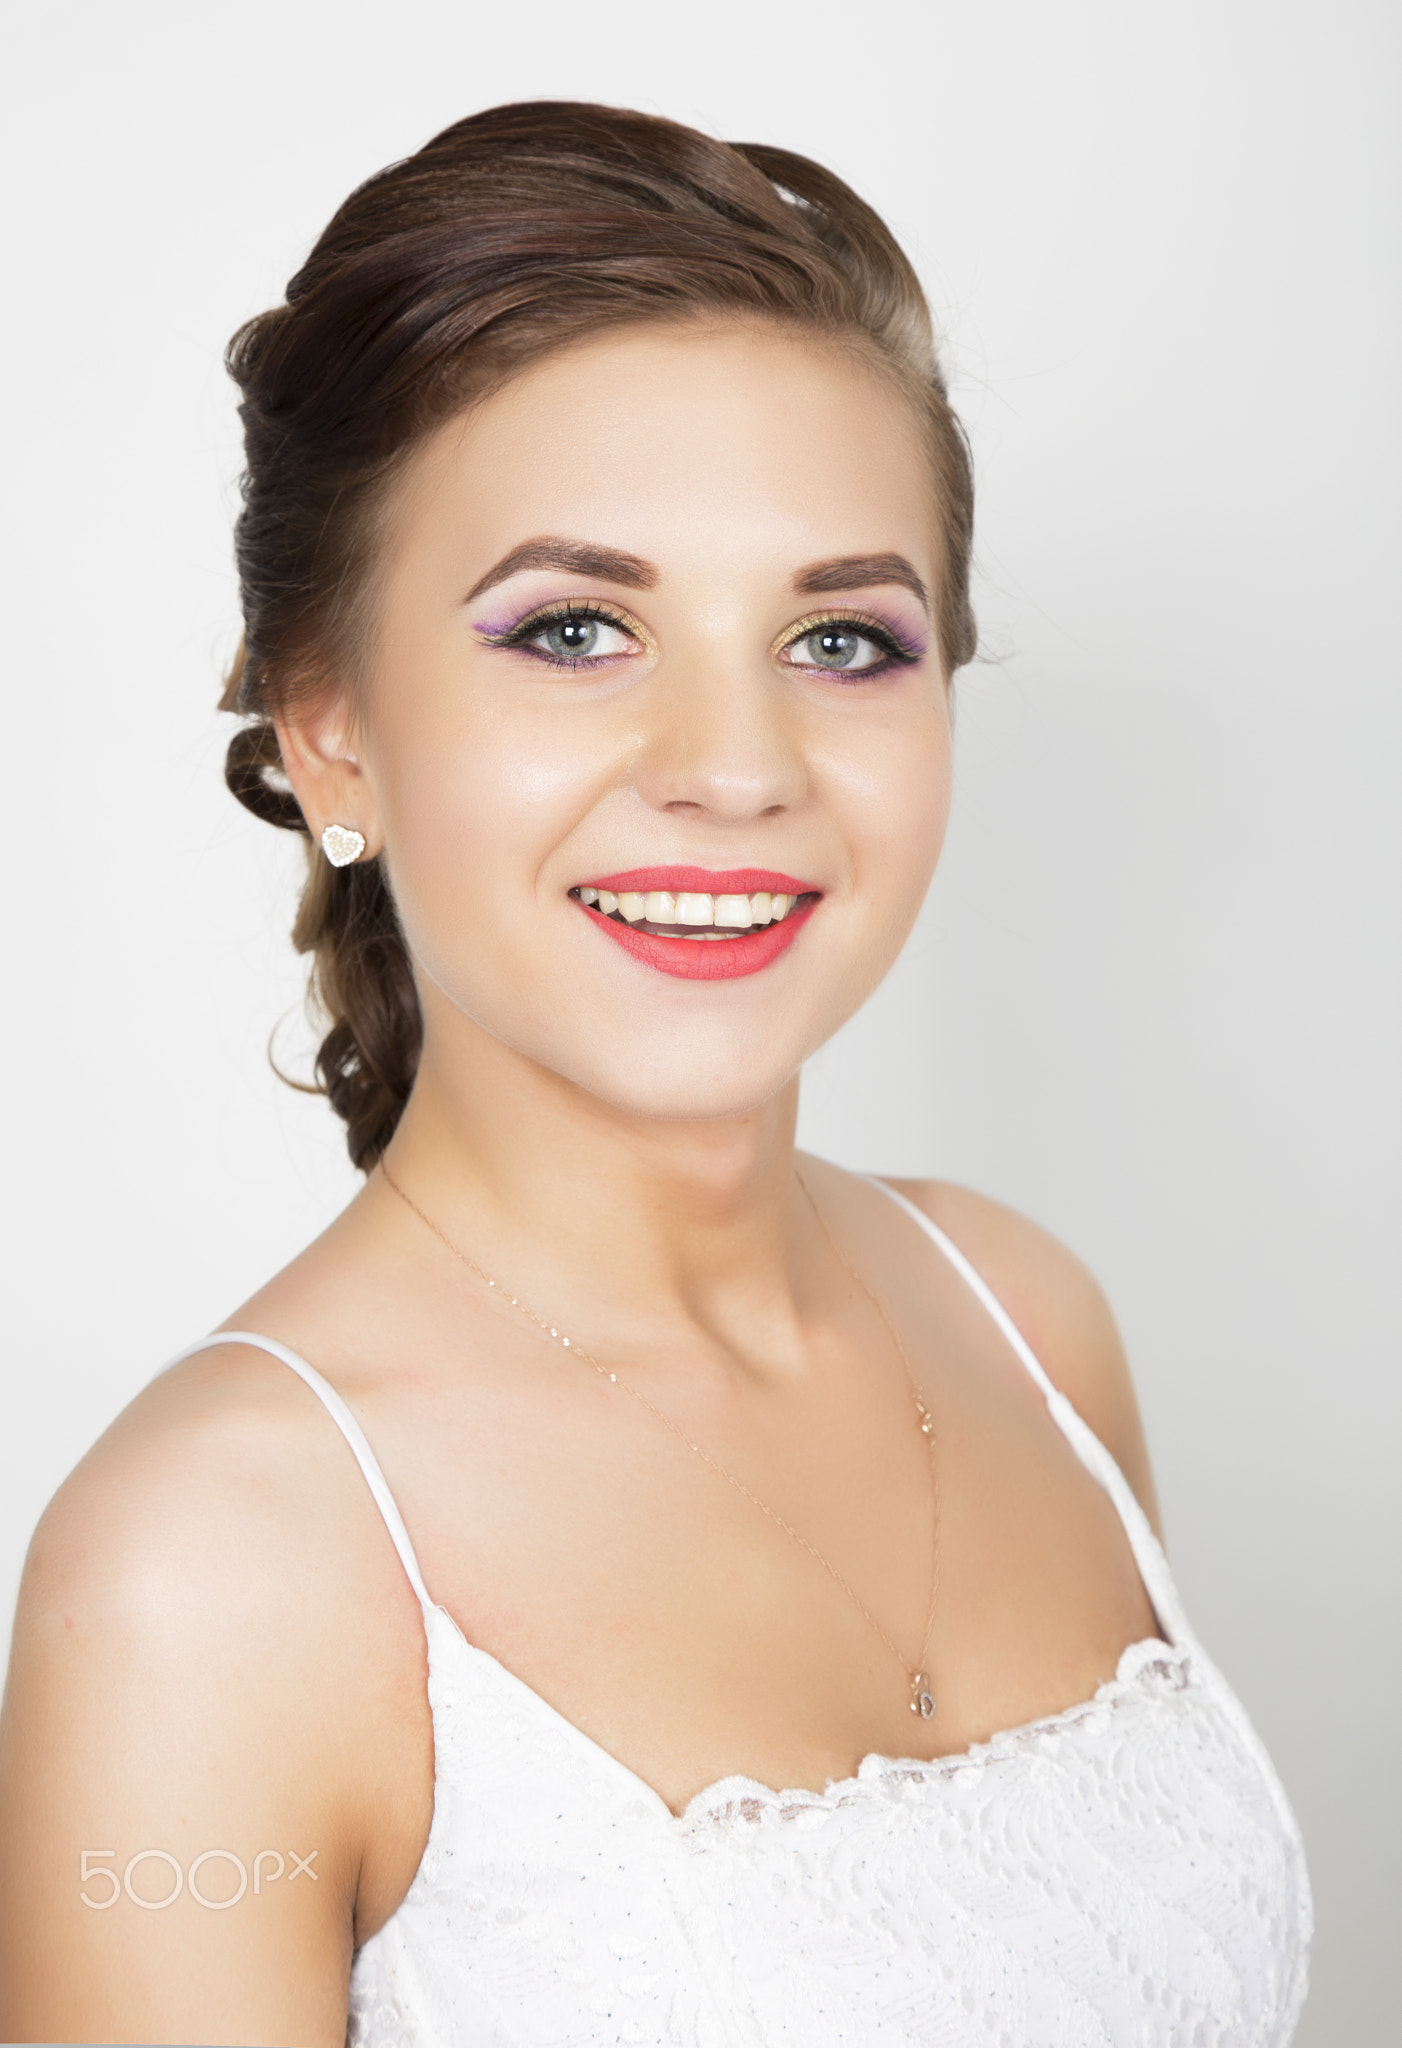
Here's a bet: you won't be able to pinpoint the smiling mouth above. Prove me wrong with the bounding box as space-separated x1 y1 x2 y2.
569 885 818 940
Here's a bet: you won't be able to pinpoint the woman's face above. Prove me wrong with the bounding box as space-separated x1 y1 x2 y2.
341 320 953 1122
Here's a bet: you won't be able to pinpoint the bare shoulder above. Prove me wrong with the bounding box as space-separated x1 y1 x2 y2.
885 1178 1163 1537
0 1341 426 2044
11 1339 412 1690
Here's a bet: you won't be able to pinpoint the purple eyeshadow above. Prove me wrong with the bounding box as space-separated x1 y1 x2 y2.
474 596 929 664
855 607 928 662
472 606 537 640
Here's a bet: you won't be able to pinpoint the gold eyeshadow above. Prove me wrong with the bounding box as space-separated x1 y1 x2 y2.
772 609 924 669
475 598 924 673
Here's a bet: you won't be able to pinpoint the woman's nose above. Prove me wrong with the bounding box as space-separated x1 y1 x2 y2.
630 647 807 822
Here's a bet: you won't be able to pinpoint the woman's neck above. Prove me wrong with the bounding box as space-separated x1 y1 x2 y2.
378 1016 818 1373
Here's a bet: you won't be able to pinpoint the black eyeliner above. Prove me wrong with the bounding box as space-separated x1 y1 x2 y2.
480 598 623 649
782 612 925 670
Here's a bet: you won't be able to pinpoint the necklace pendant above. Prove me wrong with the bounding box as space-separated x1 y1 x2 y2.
910 1675 936 1719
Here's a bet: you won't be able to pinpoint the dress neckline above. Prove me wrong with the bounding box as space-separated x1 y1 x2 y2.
425 1600 1188 1824
169 1178 1190 1821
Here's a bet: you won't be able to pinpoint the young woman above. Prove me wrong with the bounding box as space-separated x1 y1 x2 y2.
0 103 1310 2045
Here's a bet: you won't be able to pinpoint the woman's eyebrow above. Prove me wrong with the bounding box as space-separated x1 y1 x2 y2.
465 540 929 613
465 537 659 603
793 554 929 612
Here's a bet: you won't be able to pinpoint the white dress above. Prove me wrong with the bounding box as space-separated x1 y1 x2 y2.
171 1178 1311 2045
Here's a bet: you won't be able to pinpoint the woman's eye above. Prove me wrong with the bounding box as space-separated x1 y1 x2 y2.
529 615 634 662
786 627 886 672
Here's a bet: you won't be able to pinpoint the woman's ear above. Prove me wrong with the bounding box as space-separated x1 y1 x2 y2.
273 691 384 861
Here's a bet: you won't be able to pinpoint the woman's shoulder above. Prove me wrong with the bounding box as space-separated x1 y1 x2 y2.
35 1179 441 1648
23 1334 384 1623
0 1332 433 2030
865 1169 1162 1535
16 1317 433 1764
8 1331 426 1791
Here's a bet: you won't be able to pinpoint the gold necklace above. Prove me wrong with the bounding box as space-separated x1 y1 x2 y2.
379 1159 941 1720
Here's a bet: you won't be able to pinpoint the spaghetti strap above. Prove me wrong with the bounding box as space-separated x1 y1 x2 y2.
163 1330 435 1614
863 1176 1189 1645
864 1177 1062 1403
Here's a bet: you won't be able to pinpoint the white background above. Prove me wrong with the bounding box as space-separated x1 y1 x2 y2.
3 1 1397 2036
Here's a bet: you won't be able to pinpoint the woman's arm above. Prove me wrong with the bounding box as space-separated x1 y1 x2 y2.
0 1346 418 2046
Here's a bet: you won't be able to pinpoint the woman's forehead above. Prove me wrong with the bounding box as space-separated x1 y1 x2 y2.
389 322 941 595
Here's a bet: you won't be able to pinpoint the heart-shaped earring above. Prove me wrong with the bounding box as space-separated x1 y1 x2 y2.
320 823 367 868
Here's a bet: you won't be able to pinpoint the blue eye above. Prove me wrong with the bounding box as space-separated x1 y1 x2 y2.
477 600 642 667
527 614 635 663
779 610 924 675
786 624 905 673
796 629 875 670
547 617 597 656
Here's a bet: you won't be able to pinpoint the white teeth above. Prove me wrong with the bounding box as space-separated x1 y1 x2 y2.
579 884 808 929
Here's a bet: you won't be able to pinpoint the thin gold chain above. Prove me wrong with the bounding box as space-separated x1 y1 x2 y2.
379 1158 940 1715
794 1172 942 1707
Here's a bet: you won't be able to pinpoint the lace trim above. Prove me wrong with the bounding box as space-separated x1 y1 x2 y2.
678 1634 1194 1827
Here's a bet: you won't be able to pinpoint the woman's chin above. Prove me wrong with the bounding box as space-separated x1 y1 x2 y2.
559 1051 804 1127
415 956 871 1128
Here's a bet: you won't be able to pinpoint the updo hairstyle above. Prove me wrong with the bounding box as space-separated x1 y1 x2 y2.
222 100 976 1170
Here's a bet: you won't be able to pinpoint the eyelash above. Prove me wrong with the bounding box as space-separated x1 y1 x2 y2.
478 600 923 676
480 600 636 671
778 611 922 676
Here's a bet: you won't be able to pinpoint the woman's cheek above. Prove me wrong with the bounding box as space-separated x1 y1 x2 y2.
826 701 951 913
381 712 603 964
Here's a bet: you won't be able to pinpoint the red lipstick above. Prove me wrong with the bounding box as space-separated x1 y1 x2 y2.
586 902 815 980
586 866 815 895
574 866 821 982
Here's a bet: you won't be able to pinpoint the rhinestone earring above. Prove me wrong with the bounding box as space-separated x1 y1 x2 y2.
320 823 367 868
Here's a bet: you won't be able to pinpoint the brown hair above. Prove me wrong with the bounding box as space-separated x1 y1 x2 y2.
222 99 976 1170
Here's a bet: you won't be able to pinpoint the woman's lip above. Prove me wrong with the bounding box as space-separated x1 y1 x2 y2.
584 866 819 896
582 898 816 981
